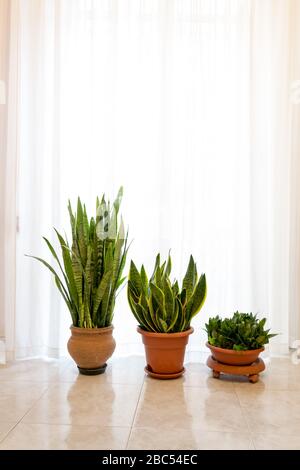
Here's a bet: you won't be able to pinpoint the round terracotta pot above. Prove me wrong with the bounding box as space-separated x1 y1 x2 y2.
67 325 116 375
206 342 264 366
138 327 194 378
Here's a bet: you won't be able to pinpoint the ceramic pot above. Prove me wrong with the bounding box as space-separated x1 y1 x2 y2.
67 325 116 375
138 327 194 379
206 342 264 366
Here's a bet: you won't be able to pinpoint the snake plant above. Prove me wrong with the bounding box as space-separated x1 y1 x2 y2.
28 188 129 328
205 312 277 350
127 254 207 333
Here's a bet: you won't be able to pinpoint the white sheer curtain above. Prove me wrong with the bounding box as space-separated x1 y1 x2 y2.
4 0 299 358
1 0 19 362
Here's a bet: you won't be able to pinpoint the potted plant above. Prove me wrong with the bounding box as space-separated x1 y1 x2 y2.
28 188 129 375
205 312 277 382
127 253 207 379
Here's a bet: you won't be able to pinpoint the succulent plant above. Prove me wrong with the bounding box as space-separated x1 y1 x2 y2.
28 187 129 328
205 312 277 350
127 253 207 333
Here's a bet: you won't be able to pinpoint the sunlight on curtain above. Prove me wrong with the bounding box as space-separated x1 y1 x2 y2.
14 0 299 358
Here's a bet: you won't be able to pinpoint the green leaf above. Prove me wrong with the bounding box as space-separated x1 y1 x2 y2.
54 229 78 310
187 273 207 320
76 197 87 264
167 298 179 332
150 254 160 281
147 293 161 331
129 260 142 296
136 302 156 332
172 280 179 296
104 242 113 273
42 237 68 286
140 265 148 295
163 278 174 319
158 318 168 332
150 282 166 319
113 186 123 216
180 288 187 306
71 251 83 324
92 269 112 321
30 192 128 328
99 281 111 326
67 200 76 242
182 255 196 300
205 312 277 350
127 289 149 330
164 251 172 277
116 276 126 290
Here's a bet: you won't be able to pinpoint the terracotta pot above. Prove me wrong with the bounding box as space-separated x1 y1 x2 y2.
206 342 264 366
138 327 194 378
67 325 116 375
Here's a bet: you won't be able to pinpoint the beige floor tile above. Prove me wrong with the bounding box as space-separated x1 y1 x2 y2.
0 393 44 423
252 433 300 450
233 358 300 391
134 380 248 433
128 427 253 450
236 389 300 407
23 380 141 427
60 356 145 385
0 381 48 423
267 357 300 373
261 374 300 391
0 381 48 399
1 355 299 450
182 363 235 390
243 403 300 436
242 373 300 391
0 358 68 383
0 422 130 450
0 423 16 443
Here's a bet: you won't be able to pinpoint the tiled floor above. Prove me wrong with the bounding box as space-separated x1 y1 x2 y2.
0 354 300 450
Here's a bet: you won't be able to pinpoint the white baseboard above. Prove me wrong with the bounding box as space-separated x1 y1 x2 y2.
0 337 5 364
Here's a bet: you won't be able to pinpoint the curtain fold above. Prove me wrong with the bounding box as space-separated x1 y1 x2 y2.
0 0 19 361
288 0 300 349
0 0 10 361
2 0 300 358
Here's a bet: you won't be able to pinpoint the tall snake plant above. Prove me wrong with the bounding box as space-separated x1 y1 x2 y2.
128 254 207 333
28 188 129 328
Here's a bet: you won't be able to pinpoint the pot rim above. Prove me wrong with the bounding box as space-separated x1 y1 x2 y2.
206 341 264 354
70 325 114 334
137 326 194 338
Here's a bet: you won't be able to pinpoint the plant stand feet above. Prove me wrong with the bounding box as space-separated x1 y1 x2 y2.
206 355 265 383
248 374 259 383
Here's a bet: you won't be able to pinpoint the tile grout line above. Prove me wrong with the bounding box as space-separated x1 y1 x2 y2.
0 384 52 446
125 376 146 450
234 387 255 449
250 432 257 450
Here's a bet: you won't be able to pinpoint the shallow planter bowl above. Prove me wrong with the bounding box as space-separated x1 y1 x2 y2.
206 342 264 366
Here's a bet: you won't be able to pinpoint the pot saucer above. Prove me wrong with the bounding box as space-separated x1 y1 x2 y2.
144 366 185 380
77 363 107 375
